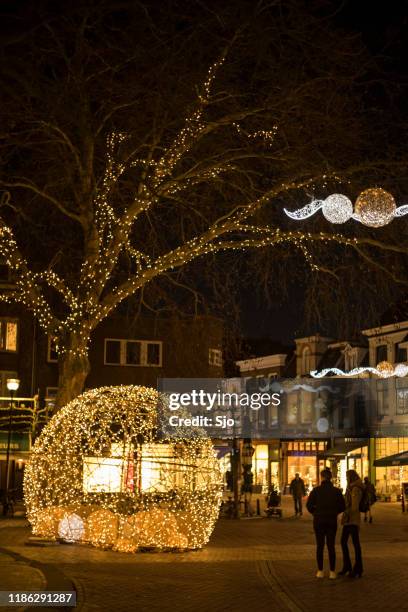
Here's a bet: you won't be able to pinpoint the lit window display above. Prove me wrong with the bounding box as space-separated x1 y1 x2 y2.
287 456 316 490
337 446 368 493
285 441 325 490
253 444 268 490
83 457 125 493
375 438 408 495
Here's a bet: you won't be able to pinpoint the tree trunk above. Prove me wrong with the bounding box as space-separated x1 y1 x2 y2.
55 332 91 411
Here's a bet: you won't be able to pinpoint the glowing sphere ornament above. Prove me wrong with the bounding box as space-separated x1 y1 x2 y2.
322 194 353 224
376 361 395 378
354 188 396 227
24 386 222 552
394 363 408 378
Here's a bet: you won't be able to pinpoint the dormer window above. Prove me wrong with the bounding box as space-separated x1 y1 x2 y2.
375 345 388 363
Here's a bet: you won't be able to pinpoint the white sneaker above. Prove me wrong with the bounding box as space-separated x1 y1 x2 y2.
316 570 324 578
329 571 337 580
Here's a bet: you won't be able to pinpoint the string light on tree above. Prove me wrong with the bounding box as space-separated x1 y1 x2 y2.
2 50 408 410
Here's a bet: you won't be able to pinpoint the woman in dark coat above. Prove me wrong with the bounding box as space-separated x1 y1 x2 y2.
339 469 364 578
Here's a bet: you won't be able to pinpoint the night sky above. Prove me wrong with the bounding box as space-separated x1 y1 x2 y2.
242 0 408 346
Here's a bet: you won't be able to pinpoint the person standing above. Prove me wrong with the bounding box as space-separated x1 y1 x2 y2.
339 469 365 578
306 468 345 579
289 473 306 516
363 476 376 523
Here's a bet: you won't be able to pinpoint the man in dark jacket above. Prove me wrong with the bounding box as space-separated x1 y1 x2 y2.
306 468 345 579
289 473 306 516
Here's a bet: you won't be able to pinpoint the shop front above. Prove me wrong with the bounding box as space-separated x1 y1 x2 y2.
320 439 368 492
282 441 328 493
373 437 408 498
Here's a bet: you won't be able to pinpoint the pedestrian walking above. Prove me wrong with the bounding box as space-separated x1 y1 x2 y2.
339 469 364 578
363 476 377 523
289 473 306 516
306 468 345 579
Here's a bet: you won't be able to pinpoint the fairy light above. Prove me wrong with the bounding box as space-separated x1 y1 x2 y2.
24 385 223 552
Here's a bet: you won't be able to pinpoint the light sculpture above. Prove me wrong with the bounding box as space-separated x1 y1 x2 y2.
284 189 408 227
311 363 408 378
24 385 222 552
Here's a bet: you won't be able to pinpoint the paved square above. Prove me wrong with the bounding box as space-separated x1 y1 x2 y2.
1 498 407 611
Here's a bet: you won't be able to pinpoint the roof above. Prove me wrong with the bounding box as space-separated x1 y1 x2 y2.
362 320 408 337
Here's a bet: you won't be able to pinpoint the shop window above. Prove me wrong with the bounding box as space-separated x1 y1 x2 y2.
104 339 162 367
0 319 18 352
375 437 408 496
253 444 268 489
377 380 389 416
396 385 408 415
376 345 388 363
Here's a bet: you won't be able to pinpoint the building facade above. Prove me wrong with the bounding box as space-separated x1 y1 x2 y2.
232 324 408 497
0 300 224 498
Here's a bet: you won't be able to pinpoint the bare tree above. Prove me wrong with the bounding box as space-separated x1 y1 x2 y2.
0 1 407 407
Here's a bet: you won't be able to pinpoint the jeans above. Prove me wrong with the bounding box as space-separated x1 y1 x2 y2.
293 496 303 514
341 525 363 572
314 520 337 571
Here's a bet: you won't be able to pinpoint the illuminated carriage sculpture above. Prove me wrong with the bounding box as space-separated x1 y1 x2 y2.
24 386 222 553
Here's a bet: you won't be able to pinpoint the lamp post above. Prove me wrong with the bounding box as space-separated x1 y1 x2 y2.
3 378 20 516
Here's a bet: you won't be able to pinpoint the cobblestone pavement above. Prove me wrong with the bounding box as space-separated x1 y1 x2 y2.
1 499 408 612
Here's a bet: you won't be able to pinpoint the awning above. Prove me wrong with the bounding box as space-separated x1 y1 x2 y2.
374 451 408 467
320 439 368 458
215 446 231 459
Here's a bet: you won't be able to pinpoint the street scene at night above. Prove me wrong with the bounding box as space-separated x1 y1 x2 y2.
1 1 408 611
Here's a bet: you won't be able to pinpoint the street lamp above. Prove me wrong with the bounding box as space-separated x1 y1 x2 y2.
3 378 20 516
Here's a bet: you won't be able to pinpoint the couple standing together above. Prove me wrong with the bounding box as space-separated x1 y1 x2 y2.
306 468 364 579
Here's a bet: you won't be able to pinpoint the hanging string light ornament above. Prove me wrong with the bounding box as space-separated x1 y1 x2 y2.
354 188 396 227
322 194 354 224
376 360 395 378
284 188 408 227
24 386 222 553
311 362 408 378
